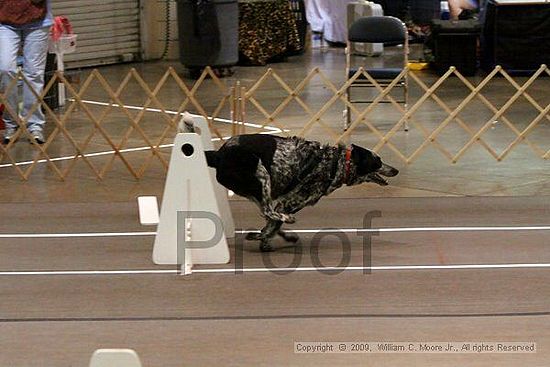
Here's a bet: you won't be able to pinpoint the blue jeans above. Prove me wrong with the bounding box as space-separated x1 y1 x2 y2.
0 25 49 133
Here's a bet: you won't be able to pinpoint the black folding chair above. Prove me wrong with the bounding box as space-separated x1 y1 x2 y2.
344 16 409 131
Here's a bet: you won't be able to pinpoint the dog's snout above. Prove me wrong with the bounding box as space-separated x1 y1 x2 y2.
379 163 399 177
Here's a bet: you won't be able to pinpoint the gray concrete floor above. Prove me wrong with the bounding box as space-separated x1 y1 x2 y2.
1 42 548 201
0 39 549 366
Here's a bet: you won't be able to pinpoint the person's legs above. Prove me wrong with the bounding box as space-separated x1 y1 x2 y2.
0 25 22 135
21 26 49 137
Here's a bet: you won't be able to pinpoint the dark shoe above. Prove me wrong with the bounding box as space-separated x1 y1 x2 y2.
29 130 45 145
2 127 17 145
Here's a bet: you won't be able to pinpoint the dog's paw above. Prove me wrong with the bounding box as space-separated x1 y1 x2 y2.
260 242 273 252
278 230 299 243
245 232 262 241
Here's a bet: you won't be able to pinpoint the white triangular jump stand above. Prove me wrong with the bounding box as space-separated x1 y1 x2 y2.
89 349 142 367
179 113 235 239
148 114 232 274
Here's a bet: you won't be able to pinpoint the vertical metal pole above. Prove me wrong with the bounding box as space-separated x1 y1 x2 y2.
230 84 236 136
240 86 247 135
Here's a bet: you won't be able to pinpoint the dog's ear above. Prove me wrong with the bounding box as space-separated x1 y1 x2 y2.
351 144 382 176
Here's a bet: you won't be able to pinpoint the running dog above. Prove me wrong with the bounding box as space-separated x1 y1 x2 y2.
203 134 399 251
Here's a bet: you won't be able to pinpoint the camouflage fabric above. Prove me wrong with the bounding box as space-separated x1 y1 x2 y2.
239 0 302 65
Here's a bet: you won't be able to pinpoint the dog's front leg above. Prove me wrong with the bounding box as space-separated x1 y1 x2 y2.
277 229 299 243
255 162 295 224
271 188 312 220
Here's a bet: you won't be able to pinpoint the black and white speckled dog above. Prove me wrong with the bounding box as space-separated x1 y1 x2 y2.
204 134 399 251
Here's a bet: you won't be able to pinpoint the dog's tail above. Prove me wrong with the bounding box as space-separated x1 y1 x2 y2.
178 112 196 133
205 150 219 168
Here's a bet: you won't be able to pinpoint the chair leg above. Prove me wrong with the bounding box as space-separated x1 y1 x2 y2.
403 83 409 132
404 102 409 132
343 109 348 131
343 87 351 131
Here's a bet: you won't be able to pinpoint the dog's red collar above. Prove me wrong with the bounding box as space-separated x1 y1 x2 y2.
344 146 353 184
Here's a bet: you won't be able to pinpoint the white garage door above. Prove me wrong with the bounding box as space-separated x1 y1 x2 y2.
51 0 141 68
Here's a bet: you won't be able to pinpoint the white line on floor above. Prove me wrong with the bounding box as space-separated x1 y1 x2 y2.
0 130 278 168
0 232 157 238
193 263 550 273
77 100 283 132
0 269 178 276
0 226 548 238
0 144 175 168
237 226 550 234
0 108 285 169
2 263 550 276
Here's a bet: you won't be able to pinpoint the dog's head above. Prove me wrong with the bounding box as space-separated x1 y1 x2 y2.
349 144 399 186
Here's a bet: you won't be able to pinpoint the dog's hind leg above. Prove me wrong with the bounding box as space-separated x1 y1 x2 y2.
246 219 283 252
255 162 295 224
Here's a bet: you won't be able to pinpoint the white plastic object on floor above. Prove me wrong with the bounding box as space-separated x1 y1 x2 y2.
89 349 142 367
137 196 160 226
152 132 230 274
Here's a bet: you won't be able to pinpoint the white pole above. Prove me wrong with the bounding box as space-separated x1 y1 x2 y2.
56 52 66 107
